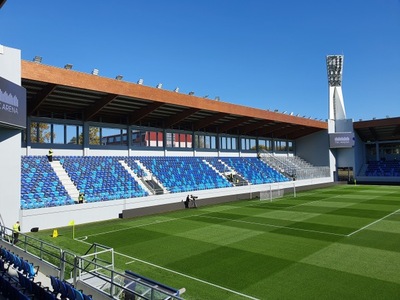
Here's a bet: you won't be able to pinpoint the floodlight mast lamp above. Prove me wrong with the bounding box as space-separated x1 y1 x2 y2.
326 55 346 120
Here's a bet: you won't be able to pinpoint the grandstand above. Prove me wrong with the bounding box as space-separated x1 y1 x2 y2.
0 53 338 232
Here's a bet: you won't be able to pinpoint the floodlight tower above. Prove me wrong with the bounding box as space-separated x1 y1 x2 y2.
326 55 346 120
326 55 356 183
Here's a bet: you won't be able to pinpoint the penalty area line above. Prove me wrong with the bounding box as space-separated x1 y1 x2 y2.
82 211 212 238
197 215 347 237
347 208 400 237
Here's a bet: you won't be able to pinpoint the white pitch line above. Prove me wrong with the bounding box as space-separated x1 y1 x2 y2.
118 252 261 300
74 238 260 300
347 208 400 237
197 215 347 237
251 195 340 210
85 212 211 238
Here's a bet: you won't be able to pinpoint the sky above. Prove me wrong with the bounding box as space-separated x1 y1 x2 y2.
1 0 400 122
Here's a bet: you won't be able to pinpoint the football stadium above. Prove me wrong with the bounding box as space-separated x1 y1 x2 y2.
1 2 400 300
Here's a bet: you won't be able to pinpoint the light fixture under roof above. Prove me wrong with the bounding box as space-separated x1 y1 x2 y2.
115 75 123 80
137 79 144 85
64 64 73 70
91 68 99 75
33 56 42 63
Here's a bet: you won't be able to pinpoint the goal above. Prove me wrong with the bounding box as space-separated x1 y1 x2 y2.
260 188 284 201
259 183 297 201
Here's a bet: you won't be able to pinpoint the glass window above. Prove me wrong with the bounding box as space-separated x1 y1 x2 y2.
210 136 216 149
288 141 293 152
89 126 100 145
30 122 52 144
66 125 82 145
169 132 192 148
240 137 257 151
205 135 211 148
220 136 238 150
98 128 127 146
231 137 237 150
195 134 203 148
53 124 64 144
274 140 287 152
166 132 173 148
250 138 256 150
258 138 272 151
132 129 163 148
220 136 227 149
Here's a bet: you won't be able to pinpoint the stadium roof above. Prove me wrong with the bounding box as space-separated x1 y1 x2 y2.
353 117 400 142
22 60 327 140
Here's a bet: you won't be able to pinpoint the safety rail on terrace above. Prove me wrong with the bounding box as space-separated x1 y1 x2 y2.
0 225 184 300
259 150 330 180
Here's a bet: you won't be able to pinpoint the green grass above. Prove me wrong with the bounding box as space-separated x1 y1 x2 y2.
32 184 400 299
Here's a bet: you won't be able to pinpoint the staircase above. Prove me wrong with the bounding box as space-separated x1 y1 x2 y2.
119 160 153 195
49 161 79 202
134 160 168 194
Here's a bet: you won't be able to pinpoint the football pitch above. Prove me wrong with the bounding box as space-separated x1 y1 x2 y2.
37 184 400 299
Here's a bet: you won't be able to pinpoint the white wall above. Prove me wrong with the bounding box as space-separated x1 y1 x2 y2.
0 44 21 85
329 118 356 173
335 148 355 168
0 45 23 230
21 148 250 158
0 128 22 230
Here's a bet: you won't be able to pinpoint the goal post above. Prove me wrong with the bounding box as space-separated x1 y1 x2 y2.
259 182 297 201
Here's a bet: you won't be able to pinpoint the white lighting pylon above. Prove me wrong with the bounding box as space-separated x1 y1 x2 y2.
326 55 346 120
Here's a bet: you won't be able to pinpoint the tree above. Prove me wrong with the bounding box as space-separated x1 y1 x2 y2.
88 126 100 145
30 122 54 143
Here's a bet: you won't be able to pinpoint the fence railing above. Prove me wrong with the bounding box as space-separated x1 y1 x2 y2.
0 225 184 300
259 151 330 180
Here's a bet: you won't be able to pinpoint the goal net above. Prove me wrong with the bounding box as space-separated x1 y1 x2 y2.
259 184 297 201
260 189 284 201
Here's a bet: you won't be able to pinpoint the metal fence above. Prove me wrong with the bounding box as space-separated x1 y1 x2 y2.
0 225 184 300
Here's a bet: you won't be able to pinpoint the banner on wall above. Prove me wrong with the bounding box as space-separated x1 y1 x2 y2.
329 132 355 148
0 76 26 129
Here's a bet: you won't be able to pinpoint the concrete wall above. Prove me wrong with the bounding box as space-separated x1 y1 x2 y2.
0 45 23 230
0 128 22 229
0 44 21 85
333 118 355 169
353 132 366 177
295 130 330 166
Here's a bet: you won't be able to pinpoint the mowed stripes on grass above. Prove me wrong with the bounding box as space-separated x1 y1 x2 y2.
41 184 400 299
